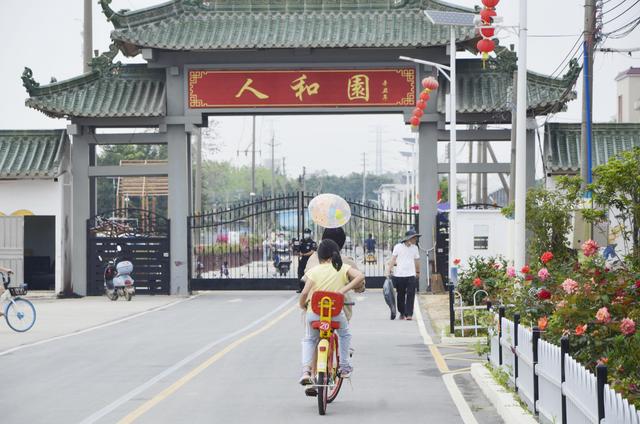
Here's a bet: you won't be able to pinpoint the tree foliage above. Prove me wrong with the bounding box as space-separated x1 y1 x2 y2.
583 147 640 269
502 176 582 260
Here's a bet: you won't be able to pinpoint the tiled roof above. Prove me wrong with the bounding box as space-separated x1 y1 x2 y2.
0 130 68 179
25 65 166 119
100 0 478 53
24 59 574 118
544 122 640 174
437 60 577 116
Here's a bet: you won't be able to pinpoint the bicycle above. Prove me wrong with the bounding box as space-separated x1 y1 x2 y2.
0 272 36 332
308 290 350 415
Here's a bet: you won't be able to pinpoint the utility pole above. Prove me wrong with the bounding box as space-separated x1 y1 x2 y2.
509 70 518 204
579 0 597 243
514 0 528 269
251 116 256 196
266 134 279 199
362 153 367 204
302 166 306 193
581 0 596 192
83 0 92 73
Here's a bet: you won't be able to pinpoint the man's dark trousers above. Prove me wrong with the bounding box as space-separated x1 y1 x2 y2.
392 276 417 317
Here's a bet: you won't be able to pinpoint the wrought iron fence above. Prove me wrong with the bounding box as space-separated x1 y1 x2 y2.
187 192 417 289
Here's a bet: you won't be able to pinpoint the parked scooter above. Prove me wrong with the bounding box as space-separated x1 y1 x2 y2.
101 246 135 301
272 236 292 276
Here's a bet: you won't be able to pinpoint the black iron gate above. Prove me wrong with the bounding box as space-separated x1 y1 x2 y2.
188 192 416 290
87 208 171 295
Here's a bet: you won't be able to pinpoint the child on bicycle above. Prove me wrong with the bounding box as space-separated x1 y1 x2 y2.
298 239 365 385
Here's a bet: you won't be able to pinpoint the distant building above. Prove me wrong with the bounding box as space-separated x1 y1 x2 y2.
0 130 70 292
616 67 640 123
375 184 410 210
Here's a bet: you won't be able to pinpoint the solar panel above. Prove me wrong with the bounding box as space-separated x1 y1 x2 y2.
423 10 476 27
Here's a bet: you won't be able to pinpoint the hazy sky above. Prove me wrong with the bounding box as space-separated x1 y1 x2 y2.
0 0 638 192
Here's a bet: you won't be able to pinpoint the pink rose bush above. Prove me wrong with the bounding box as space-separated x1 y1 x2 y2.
561 278 579 294
582 239 599 257
455 248 640 407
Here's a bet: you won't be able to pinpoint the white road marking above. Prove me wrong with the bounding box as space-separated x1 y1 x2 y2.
227 298 243 303
0 295 199 357
413 296 434 346
442 373 480 424
414 296 479 424
79 295 297 424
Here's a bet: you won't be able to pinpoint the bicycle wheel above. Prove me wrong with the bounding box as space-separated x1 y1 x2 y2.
317 371 328 415
5 297 36 332
327 333 343 403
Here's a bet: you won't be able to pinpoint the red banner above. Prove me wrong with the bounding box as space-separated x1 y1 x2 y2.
188 69 415 108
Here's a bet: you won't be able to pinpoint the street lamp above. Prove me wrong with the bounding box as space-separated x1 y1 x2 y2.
399 9 476 285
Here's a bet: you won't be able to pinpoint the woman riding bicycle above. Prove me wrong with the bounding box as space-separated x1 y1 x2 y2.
298 239 365 386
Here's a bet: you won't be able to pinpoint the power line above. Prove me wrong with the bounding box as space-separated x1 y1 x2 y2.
603 17 640 38
601 0 633 15
603 0 640 25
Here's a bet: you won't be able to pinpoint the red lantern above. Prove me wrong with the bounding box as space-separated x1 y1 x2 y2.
482 0 499 8
416 100 427 110
419 91 431 101
413 108 424 117
477 38 495 54
479 26 495 38
480 7 497 23
421 77 439 91
410 116 420 126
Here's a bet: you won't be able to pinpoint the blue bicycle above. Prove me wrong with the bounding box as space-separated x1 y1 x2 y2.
1 272 36 332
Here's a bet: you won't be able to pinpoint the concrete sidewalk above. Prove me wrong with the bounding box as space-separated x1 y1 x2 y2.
0 295 186 353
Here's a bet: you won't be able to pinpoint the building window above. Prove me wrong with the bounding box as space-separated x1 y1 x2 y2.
473 225 489 250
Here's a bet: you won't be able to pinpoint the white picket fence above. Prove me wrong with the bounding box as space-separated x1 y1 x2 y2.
537 339 563 423
489 313 640 424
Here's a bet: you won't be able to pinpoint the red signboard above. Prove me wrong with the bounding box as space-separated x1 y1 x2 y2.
188 69 415 108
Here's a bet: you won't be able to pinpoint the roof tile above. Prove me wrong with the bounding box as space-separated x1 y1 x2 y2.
0 130 68 179
545 123 640 174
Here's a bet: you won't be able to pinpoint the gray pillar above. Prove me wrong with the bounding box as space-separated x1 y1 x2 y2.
168 124 189 295
71 133 90 296
526 129 536 189
418 121 438 292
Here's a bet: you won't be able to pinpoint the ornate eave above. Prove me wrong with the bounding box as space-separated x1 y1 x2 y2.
99 0 479 56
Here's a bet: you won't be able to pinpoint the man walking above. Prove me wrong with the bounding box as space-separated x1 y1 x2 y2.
296 228 317 293
386 229 420 320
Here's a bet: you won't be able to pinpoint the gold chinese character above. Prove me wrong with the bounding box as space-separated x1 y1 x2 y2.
290 74 320 101
383 80 388 86
382 87 389 94
383 94 388 101
235 78 269 99
347 74 370 101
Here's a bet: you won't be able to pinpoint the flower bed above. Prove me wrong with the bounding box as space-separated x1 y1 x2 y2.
457 241 640 407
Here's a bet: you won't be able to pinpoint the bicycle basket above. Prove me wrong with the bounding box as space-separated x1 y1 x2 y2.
9 284 28 296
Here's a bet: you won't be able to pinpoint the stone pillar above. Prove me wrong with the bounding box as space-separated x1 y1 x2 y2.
418 121 439 292
168 124 190 295
70 132 90 296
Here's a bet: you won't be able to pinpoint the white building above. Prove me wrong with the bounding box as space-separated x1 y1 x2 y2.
0 130 70 293
375 183 411 211
616 67 640 123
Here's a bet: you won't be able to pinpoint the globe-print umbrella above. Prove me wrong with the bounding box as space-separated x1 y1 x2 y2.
308 193 351 228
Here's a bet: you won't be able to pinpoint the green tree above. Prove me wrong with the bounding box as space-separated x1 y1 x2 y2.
583 147 640 269
438 177 464 206
502 176 582 260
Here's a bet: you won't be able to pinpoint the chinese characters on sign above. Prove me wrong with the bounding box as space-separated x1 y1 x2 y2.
188 69 415 108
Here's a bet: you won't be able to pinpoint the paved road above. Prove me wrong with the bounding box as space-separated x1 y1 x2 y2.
0 291 499 423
